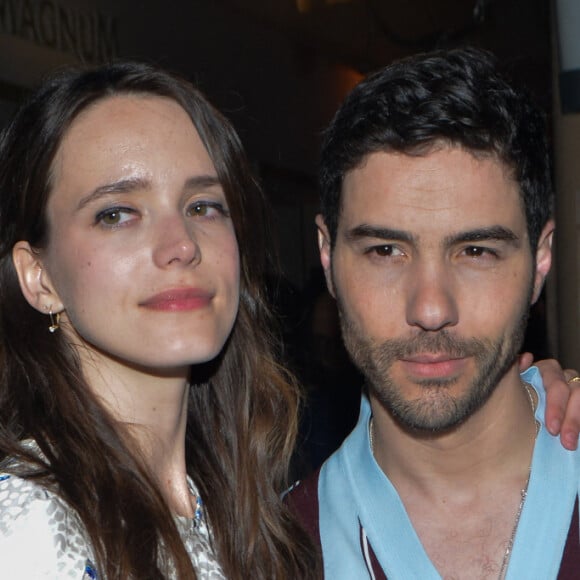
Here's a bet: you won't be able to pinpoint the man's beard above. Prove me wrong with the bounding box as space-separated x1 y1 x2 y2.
337 297 531 434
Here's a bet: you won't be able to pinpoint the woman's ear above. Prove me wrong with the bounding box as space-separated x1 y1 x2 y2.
12 241 63 313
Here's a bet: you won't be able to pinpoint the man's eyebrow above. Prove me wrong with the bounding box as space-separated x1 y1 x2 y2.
445 226 521 247
344 224 521 248
345 224 415 244
76 174 222 211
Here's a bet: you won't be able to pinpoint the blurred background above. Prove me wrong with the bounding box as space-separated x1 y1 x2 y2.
0 0 578 470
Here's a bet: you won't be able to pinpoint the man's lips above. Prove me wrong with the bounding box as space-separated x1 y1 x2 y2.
400 354 469 378
139 288 213 311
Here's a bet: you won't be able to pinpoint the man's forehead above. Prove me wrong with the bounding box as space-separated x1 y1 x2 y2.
337 146 524 231
343 146 517 198
346 142 512 182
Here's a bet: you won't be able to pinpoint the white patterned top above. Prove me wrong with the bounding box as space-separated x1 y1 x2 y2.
0 470 226 579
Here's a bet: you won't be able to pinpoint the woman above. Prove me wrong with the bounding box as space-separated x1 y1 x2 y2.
0 62 318 578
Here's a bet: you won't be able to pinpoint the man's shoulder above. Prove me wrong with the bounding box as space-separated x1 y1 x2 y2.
285 468 322 546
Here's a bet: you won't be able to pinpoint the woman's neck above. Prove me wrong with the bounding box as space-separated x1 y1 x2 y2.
79 347 193 516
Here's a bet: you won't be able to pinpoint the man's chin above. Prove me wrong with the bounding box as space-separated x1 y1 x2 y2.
372 386 467 434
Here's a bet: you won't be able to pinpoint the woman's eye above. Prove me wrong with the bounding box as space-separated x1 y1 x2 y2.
95 208 135 227
186 201 228 219
188 203 210 217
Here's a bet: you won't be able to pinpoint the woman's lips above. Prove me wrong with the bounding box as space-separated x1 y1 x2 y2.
140 288 213 311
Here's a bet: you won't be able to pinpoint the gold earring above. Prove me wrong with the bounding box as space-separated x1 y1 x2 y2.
48 308 60 333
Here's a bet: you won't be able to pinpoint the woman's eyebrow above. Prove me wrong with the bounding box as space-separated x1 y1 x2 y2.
76 174 223 211
77 176 150 210
183 174 221 192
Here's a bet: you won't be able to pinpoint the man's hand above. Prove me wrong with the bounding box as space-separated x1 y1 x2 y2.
520 353 580 450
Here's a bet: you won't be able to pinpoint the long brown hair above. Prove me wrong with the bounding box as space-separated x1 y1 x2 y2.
0 62 319 578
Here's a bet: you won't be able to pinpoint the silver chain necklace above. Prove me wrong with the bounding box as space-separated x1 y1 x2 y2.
497 381 538 579
368 381 539 579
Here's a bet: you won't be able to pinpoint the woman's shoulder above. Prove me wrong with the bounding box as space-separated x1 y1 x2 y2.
0 472 98 579
0 472 60 528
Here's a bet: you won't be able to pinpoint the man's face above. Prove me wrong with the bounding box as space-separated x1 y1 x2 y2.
317 147 553 432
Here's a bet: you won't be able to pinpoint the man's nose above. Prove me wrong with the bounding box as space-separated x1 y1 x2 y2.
405 261 459 332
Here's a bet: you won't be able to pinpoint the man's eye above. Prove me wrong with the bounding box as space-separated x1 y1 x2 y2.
369 245 402 257
464 246 495 258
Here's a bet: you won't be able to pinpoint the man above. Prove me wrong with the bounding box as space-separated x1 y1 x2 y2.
288 47 580 578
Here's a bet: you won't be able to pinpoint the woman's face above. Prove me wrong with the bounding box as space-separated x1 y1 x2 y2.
31 95 240 376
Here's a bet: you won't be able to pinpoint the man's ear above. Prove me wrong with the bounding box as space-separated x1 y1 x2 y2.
315 214 335 298
531 219 555 304
12 241 63 314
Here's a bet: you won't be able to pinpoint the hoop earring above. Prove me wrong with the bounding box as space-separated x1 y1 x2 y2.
48 309 60 333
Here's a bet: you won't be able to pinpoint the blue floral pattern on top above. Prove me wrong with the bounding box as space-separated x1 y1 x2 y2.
0 459 225 578
83 560 98 579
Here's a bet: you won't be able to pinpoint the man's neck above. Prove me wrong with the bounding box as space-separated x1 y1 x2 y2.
369 366 538 496
368 366 539 579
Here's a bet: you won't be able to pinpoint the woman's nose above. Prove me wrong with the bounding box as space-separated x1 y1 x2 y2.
152 216 201 268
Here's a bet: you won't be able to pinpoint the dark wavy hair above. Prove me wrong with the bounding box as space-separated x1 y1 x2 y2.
319 47 553 250
0 62 319 578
